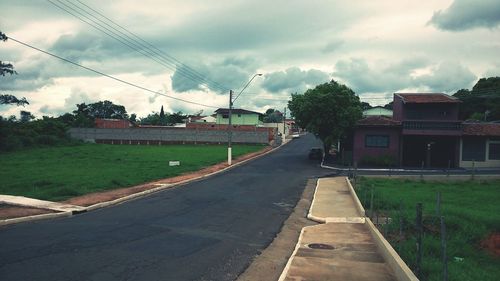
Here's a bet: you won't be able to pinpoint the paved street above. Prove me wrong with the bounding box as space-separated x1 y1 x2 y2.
0 134 328 281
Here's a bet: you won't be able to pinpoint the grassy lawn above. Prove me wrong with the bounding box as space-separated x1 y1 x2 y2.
355 177 500 281
0 143 266 201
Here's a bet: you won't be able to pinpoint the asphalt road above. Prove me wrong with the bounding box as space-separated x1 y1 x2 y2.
0 134 328 281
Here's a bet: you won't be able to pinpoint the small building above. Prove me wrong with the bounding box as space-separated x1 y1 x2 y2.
362 106 393 117
95 118 133 128
214 108 263 126
352 93 500 168
460 123 500 168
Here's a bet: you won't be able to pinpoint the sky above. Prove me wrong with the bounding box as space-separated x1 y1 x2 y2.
1 0 499 119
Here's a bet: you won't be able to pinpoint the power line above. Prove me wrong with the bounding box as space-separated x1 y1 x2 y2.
7 36 220 109
73 0 229 92
46 0 230 93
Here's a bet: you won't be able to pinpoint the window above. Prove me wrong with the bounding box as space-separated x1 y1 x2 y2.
238 114 241 117
222 114 229 119
365 135 389 148
462 137 485 161
489 142 500 160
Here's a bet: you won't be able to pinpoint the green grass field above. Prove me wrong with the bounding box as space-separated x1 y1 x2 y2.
0 143 266 201
355 177 500 281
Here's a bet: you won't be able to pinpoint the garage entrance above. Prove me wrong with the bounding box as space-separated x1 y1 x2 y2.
402 136 459 168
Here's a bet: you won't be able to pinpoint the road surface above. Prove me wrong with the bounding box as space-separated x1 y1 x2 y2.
0 134 328 281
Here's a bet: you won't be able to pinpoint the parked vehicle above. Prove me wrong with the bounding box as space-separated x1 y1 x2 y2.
308 147 323 160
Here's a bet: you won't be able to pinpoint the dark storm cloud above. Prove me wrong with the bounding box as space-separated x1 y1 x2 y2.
429 0 500 31
334 58 476 94
261 67 330 93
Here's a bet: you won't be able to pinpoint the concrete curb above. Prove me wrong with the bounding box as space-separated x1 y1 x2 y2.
347 178 419 281
345 177 366 216
0 211 73 227
1 142 289 227
306 179 325 223
277 226 306 281
365 217 418 281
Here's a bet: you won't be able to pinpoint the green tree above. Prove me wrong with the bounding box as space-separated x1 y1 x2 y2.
1 31 29 107
159 106 165 118
453 77 500 121
263 108 283 123
288 80 362 152
20 110 35 123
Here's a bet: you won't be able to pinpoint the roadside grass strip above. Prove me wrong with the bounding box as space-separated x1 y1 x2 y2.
0 143 265 201
355 177 500 281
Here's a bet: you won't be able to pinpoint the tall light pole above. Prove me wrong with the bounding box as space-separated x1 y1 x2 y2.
228 73 263 165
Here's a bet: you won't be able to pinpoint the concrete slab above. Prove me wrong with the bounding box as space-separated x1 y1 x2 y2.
308 177 363 222
282 223 397 281
0 195 85 213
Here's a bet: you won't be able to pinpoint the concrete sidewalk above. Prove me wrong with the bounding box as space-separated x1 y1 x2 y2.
308 177 365 223
0 195 85 213
279 177 417 281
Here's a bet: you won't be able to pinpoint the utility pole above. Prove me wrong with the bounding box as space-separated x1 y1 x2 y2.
283 107 287 142
228 90 233 165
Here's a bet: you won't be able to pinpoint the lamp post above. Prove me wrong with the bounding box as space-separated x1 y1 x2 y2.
227 73 263 165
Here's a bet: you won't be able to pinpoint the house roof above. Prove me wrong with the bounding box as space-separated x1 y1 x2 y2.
395 93 460 104
215 108 263 115
363 107 393 116
357 116 401 127
462 123 500 136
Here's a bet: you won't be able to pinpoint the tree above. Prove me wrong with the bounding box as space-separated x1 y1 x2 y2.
453 77 500 121
360 102 372 111
20 111 35 123
1 31 29 107
263 108 283 123
288 80 362 152
0 94 29 106
159 106 165 118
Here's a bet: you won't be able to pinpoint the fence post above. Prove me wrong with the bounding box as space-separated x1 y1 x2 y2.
370 185 374 220
420 161 425 181
399 199 404 252
471 160 475 180
436 192 441 218
441 216 448 281
447 160 451 179
354 161 358 187
416 202 423 279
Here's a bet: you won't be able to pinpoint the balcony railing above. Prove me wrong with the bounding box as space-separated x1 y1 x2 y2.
403 121 462 131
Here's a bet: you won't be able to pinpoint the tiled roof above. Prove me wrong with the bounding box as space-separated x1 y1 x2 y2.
462 123 500 136
357 116 401 126
395 93 460 104
215 108 263 115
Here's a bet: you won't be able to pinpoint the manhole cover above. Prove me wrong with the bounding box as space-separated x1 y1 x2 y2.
308 243 335 250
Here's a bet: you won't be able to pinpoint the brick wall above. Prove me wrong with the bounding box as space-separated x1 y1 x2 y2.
69 127 270 144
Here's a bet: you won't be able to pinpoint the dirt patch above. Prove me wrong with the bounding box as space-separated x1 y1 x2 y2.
0 204 58 220
236 179 318 281
480 233 500 257
62 146 273 207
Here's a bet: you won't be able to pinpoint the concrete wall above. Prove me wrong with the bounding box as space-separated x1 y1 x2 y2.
69 127 270 144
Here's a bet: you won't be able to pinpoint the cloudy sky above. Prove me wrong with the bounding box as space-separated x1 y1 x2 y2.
1 0 499 118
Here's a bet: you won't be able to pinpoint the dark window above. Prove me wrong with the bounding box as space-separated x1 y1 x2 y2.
238 114 242 117
365 135 390 148
489 143 500 160
462 137 486 161
222 114 229 118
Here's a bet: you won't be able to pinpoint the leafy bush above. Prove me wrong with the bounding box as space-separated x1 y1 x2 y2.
0 117 80 152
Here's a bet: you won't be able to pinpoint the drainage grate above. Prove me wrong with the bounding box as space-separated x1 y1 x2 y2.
308 243 335 250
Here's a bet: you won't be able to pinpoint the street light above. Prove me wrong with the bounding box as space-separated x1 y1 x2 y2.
227 73 263 165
